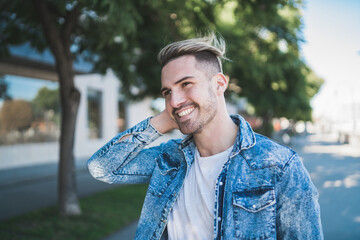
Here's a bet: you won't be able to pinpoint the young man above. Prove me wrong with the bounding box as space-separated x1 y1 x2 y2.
87 34 323 240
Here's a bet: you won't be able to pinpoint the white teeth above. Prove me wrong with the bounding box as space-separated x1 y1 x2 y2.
178 107 195 117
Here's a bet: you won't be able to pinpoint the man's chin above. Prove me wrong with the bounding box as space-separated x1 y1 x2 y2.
179 128 191 135
177 122 192 135
178 122 201 135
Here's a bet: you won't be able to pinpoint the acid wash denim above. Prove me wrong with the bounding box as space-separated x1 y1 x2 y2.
87 115 323 240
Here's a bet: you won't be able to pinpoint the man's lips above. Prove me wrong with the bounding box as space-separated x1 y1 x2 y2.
173 105 196 118
177 107 195 117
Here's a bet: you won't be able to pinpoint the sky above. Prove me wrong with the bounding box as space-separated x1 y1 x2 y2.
4 75 58 101
301 0 360 119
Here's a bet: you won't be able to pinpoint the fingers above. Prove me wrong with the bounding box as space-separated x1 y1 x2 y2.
150 110 178 134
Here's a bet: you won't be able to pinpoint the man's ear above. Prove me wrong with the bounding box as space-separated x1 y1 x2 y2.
214 73 228 95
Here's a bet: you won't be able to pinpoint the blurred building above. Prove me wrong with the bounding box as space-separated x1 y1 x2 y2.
0 45 163 169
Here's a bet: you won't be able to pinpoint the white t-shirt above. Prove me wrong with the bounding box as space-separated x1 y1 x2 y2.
167 146 233 240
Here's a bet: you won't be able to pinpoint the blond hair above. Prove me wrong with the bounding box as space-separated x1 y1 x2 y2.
158 32 227 73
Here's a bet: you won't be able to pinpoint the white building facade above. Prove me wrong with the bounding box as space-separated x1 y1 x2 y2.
0 65 161 169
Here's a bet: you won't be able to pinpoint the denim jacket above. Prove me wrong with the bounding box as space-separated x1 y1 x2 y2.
87 115 323 240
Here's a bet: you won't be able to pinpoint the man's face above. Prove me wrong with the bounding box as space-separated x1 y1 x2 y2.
161 55 218 135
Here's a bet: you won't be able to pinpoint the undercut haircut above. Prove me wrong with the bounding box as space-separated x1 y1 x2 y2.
158 33 227 77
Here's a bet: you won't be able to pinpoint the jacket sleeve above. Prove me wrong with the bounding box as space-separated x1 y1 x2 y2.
276 153 324 239
87 117 164 184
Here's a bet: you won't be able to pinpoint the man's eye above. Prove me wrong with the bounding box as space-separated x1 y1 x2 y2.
163 90 171 97
182 82 191 87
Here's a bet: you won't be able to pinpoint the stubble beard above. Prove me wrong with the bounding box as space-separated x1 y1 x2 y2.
176 93 217 135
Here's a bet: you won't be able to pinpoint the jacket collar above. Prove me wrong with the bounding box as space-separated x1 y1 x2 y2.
230 114 256 156
180 114 256 154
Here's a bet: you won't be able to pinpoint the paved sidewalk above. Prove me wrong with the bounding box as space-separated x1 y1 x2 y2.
103 220 138 240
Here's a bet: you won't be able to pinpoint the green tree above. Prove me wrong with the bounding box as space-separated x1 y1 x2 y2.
32 87 60 119
0 0 142 216
215 0 323 136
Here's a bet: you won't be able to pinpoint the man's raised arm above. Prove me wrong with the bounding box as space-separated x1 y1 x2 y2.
87 110 178 184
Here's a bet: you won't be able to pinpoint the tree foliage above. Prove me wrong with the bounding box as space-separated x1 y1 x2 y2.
214 0 323 135
32 87 60 119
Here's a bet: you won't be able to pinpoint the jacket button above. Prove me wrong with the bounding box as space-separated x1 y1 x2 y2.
217 217 221 221
219 182 223 186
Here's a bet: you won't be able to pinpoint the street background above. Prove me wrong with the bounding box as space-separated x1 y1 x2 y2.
1 132 359 239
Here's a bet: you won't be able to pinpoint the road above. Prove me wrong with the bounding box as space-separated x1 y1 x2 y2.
291 133 360 240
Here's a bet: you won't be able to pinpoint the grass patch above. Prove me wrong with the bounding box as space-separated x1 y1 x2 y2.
0 184 148 240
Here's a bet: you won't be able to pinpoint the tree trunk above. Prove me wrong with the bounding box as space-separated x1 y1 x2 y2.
259 111 274 137
58 62 81 216
33 0 81 215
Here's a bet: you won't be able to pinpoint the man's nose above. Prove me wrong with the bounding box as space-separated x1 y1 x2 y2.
170 91 186 109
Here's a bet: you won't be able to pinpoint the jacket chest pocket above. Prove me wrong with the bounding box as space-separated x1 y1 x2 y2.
148 153 179 197
232 186 276 240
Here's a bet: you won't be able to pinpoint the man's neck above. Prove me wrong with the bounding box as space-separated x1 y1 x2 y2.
193 113 238 157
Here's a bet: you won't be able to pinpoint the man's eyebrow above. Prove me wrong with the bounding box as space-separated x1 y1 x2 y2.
160 76 194 95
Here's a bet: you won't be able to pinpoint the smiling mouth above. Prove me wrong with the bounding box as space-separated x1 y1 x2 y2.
177 107 195 117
